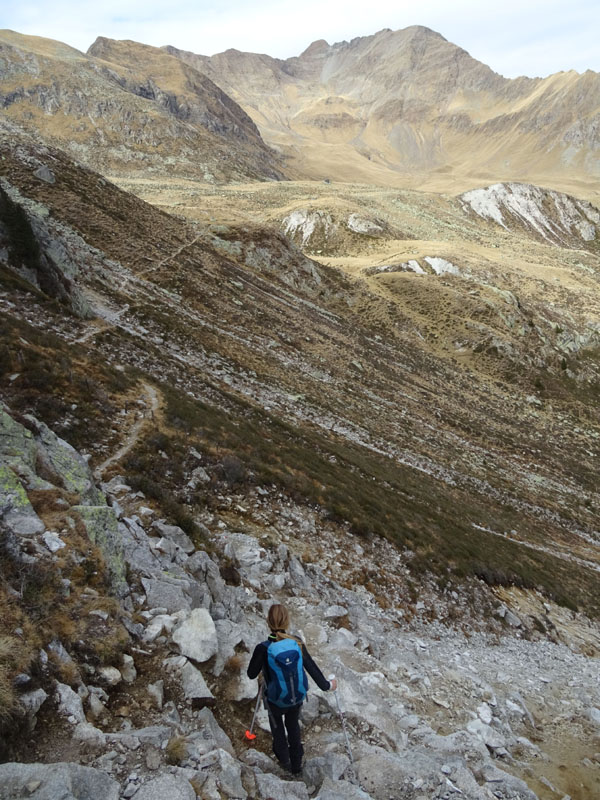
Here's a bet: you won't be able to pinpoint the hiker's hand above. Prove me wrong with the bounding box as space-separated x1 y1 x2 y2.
329 677 338 691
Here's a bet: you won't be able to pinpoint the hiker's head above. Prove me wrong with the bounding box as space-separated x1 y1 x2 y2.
267 603 289 634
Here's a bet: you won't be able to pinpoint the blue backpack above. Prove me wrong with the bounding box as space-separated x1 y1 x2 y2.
265 638 308 707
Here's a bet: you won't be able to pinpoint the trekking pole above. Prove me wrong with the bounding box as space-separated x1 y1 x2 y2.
329 675 354 766
245 682 263 741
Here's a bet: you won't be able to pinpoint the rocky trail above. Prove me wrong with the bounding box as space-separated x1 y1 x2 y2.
93 382 161 480
2 405 600 800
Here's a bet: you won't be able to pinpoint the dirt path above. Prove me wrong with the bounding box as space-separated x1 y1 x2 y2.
93 381 161 479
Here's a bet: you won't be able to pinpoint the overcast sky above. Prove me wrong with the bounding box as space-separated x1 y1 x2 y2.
2 0 598 79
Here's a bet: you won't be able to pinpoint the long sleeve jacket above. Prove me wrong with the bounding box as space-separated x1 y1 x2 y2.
247 633 331 692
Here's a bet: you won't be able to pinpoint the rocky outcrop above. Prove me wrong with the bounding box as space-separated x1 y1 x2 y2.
461 182 600 247
0 182 93 318
281 208 402 255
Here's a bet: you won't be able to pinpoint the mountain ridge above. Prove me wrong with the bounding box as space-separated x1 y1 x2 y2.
164 25 600 197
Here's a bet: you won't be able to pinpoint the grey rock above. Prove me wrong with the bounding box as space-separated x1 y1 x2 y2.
55 682 85 723
142 578 191 614
97 666 121 687
316 777 374 800
106 726 170 749
241 749 281 773
186 707 234 757
72 722 106 749
254 773 309 800
0 464 45 537
504 609 523 628
324 605 348 619
304 753 350 786
194 749 246 798
143 613 177 644
134 775 195 800
213 618 244 675
0 761 119 799
42 531 65 552
19 688 48 717
172 608 217 662
180 662 214 707
152 521 195 554
33 165 56 184
72 505 127 596
588 707 600 726
466 719 506 750
121 654 137 683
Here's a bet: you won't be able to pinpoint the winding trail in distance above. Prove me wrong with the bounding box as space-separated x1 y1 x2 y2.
93 381 161 480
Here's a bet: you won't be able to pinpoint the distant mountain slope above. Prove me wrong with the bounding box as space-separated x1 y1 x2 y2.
166 26 600 197
0 29 283 182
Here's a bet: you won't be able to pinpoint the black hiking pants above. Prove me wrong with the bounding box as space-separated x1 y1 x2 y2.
266 701 303 771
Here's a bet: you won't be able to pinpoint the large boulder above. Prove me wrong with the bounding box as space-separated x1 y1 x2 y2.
0 761 119 800
172 608 218 662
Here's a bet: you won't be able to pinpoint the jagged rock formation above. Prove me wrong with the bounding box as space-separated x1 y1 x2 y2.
0 30 283 182
165 26 600 197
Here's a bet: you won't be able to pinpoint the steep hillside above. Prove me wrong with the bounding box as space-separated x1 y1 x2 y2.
166 26 600 198
0 30 283 182
1 115 600 800
1 118 599 610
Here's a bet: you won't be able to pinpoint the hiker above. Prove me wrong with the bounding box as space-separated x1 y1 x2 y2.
247 603 337 775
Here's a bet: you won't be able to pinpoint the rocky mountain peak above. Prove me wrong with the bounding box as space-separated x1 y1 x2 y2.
299 39 330 58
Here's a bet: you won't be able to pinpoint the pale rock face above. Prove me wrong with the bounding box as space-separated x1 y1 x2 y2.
141 577 191 614
424 256 461 276
172 608 218 662
186 708 234 757
346 214 383 236
461 182 599 245
55 681 85 723
316 776 374 799
283 210 333 247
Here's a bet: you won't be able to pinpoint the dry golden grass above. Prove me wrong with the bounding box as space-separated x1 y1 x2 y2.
165 734 188 765
222 653 244 675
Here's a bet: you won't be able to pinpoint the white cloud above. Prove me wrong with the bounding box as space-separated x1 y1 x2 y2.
1 0 598 76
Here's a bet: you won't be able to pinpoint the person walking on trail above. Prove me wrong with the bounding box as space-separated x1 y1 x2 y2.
247 603 337 775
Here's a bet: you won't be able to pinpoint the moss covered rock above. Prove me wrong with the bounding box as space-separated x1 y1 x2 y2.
72 505 127 596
